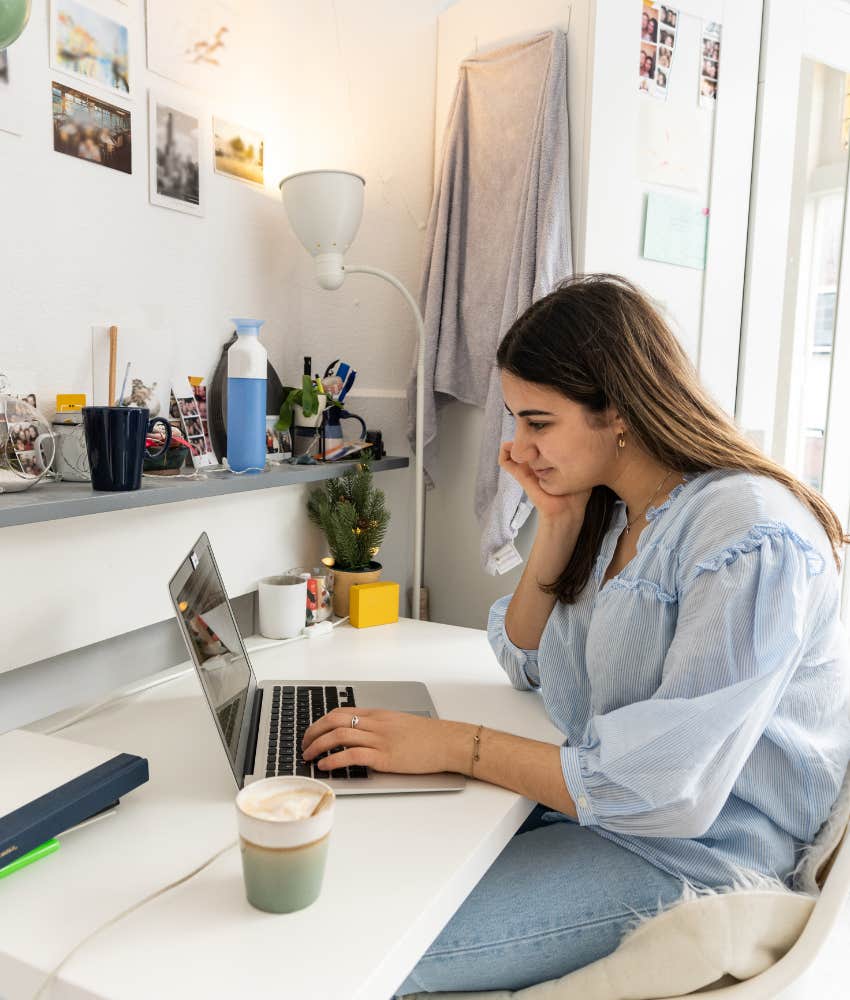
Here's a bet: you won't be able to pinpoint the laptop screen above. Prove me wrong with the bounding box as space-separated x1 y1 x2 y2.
168 533 257 784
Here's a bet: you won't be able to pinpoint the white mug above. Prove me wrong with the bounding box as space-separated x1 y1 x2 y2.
258 575 308 639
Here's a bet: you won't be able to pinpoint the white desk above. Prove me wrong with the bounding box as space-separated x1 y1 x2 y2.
0 619 563 1000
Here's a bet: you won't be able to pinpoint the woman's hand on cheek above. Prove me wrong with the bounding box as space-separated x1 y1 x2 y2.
499 442 591 525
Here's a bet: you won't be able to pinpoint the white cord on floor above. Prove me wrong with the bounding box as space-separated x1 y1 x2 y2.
32 838 238 999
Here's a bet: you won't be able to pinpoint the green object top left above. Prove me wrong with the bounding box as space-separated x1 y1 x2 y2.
0 0 31 50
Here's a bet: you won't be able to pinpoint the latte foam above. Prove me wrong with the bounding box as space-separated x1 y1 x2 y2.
239 787 325 822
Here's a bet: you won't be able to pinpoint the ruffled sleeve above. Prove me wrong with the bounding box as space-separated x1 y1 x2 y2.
561 523 828 837
487 594 541 691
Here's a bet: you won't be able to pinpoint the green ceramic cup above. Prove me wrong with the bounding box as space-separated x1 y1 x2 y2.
235 777 335 914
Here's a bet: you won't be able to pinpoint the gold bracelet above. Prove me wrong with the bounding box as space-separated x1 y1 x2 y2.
471 724 483 775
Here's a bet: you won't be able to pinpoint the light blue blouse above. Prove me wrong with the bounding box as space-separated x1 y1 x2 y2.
488 470 850 888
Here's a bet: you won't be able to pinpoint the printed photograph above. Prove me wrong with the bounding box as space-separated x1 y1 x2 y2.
640 42 656 80
0 49 8 85
641 4 658 43
655 68 668 92
146 0 238 92
50 0 130 98
149 92 202 215
170 383 218 468
659 28 675 48
660 6 678 28
699 21 722 109
213 117 264 186
52 81 132 173
657 45 672 70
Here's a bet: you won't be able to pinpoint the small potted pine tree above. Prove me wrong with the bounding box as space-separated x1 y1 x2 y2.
306 459 390 617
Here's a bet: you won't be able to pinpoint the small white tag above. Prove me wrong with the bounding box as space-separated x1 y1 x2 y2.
488 543 523 575
510 498 535 532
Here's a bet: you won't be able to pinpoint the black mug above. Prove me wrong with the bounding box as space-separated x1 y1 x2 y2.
82 406 172 492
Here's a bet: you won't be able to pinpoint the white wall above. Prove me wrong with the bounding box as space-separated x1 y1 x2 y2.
1 1 441 686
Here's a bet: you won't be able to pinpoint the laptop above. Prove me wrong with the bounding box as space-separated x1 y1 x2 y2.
169 533 465 795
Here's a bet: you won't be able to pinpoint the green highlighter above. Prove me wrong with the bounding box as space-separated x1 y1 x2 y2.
0 839 60 879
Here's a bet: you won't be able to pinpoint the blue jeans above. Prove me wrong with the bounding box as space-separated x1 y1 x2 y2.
395 808 686 996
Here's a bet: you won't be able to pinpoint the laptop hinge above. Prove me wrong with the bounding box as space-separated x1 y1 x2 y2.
242 686 264 782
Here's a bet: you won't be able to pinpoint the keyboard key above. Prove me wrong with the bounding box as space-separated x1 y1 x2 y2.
349 766 369 779
331 767 349 779
325 687 339 710
295 763 312 777
341 686 356 707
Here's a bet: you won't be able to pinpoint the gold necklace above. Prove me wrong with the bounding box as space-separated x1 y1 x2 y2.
625 471 675 534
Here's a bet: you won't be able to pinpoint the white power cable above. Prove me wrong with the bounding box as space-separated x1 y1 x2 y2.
40 620 349 737
29 616 350 994
32 838 238 999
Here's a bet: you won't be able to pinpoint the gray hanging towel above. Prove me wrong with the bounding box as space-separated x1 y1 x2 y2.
408 29 572 574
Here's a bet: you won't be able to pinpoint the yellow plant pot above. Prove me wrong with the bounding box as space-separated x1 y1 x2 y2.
331 562 382 617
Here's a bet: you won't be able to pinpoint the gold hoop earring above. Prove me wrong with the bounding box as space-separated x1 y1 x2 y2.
617 432 626 455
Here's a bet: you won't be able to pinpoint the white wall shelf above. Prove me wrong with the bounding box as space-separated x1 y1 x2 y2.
0 457 409 530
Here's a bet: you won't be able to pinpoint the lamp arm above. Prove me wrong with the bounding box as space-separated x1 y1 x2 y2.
344 264 425 621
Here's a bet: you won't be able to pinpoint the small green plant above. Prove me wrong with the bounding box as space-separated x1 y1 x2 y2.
275 375 341 432
307 460 390 570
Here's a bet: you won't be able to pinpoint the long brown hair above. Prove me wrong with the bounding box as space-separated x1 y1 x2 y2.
497 274 849 603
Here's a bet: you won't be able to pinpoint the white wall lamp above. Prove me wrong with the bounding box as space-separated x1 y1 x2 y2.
279 169 425 621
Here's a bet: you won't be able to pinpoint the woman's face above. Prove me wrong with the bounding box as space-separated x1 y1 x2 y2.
501 371 621 496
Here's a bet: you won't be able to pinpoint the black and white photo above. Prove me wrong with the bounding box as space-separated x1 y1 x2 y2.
149 91 202 215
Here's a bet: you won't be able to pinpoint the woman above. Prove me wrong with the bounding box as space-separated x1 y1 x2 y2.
303 275 850 995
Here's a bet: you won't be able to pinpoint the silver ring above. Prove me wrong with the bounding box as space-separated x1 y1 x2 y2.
350 715 360 729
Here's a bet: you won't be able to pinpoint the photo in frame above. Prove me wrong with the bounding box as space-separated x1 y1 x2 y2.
148 91 203 215
50 0 131 100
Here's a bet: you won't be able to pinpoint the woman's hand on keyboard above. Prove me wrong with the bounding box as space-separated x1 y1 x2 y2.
301 708 470 776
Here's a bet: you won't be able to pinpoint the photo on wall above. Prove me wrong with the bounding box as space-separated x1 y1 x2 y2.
52 80 132 173
145 0 239 91
0 47 22 136
638 1 669 101
699 21 721 108
213 117 264 186
50 0 131 99
148 91 203 215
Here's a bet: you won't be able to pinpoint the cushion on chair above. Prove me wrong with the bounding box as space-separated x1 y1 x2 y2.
404 888 814 1000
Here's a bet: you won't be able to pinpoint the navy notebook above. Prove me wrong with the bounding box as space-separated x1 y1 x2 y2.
0 730 149 867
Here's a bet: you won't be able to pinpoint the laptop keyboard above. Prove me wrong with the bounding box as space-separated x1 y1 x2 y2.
265 685 369 781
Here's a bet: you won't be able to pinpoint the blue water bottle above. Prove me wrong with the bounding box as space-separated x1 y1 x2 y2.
227 318 267 473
